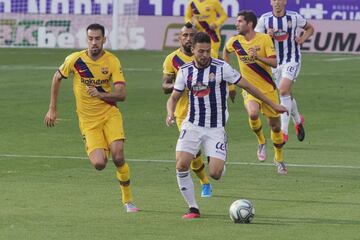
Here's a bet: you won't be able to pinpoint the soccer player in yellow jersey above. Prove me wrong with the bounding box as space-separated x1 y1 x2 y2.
44 23 140 211
185 0 228 53
223 11 287 174
162 23 218 197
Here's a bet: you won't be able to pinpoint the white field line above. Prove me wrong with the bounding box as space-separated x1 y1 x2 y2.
324 57 360 62
0 154 359 170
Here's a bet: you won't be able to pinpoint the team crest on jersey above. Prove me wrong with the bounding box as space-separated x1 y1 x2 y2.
208 73 216 82
205 6 210 11
274 30 289 42
192 82 210 97
101 67 109 74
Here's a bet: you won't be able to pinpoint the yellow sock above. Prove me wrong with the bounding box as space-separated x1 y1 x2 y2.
191 154 209 185
249 118 266 145
116 162 133 204
271 130 284 162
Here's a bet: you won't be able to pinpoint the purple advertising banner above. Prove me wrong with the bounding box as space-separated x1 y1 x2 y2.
1 0 360 20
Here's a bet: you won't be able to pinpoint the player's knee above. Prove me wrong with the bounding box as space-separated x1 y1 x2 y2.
249 114 259 121
271 125 281 132
209 169 222 180
113 156 125 168
93 162 106 171
176 161 190 172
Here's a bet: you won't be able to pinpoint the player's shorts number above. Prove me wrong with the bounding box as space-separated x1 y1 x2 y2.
179 129 187 139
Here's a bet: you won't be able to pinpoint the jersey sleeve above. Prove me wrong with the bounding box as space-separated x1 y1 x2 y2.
163 54 175 75
214 1 228 27
223 62 241 84
184 1 193 23
296 12 307 28
264 34 276 57
255 15 266 33
224 37 235 53
58 53 76 78
110 57 126 84
173 68 186 92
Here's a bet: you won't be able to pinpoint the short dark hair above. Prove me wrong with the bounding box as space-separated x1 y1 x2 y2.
86 23 105 36
192 32 211 46
237 10 258 29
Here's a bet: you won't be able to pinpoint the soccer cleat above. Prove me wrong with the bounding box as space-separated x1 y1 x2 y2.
295 115 305 142
182 207 200 219
124 202 140 213
274 160 288 175
201 183 212 198
257 143 267 161
282 133 288 145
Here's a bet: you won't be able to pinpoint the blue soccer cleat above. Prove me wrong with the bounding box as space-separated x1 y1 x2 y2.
201 183 212 198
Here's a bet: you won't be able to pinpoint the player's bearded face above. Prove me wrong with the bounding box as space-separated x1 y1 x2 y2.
180 29 196 53
192 43 211 68
87 29 106 57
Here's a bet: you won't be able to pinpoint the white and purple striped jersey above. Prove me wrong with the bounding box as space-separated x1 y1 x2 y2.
174 58 241 128
255 11 307 65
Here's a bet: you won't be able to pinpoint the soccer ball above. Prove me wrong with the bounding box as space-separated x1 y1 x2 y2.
229 199 255 223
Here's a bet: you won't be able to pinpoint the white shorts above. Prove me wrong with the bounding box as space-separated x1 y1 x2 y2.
273 62 301 86
176 121 228 161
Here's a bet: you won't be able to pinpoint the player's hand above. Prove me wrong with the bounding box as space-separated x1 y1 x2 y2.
295 36 305 45
44 108 57 127
229 90 236 103
248 48 257 59
86 85 101 98
273 104 289 115
209 23 217 30
166 114 175 127
267 28 274 38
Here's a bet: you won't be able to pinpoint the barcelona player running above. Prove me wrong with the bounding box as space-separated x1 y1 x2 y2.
44 23 139 213
223 11 287 174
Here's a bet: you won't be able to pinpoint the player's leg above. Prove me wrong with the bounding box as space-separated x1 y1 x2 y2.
191 151 212 197
291 97 305 142
82 124 108 170
268 116 287 174
278 77 293 144
243 92 266 161
105 108 139 212
177 117 211 196
202 127 227 180
211 39 221 55
175 122 202 218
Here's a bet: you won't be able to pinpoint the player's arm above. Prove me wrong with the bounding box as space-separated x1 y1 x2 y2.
44 70 63 127
87 82 126 102
249 48 277 68
184 2 193 24
211 2 228 30
162 73 175 94
296 22 315 45
236 77 288 114
166 90 182 126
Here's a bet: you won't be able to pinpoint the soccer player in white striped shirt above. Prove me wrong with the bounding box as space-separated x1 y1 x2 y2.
166 32 288 219
255 0 314 144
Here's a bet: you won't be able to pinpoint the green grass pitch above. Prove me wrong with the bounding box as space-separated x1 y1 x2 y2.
0 48 359 240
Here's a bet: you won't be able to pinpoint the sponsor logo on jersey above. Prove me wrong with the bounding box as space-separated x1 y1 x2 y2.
192 82 210 97
274 30 289 42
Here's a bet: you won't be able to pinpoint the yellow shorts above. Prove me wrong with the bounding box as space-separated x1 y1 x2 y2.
242 89 280 118
79 106 125 156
